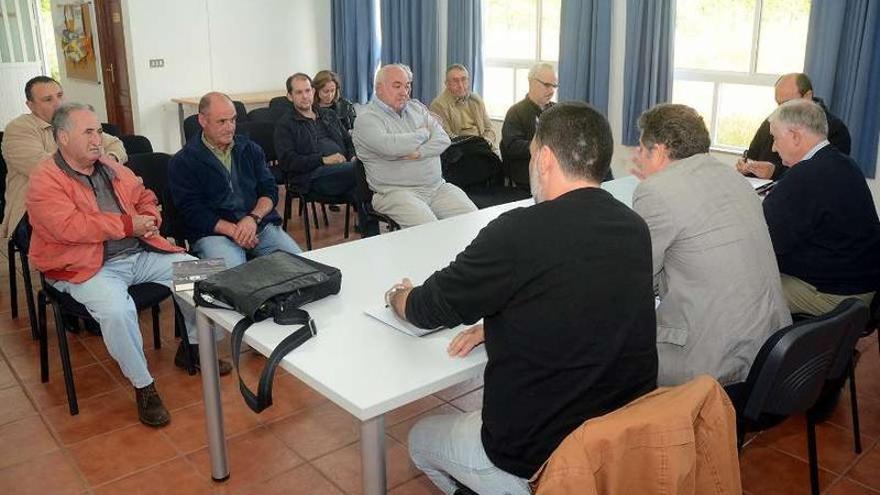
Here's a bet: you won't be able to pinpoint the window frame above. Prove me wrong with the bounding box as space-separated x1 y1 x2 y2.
672 0 810 153
482 0 559 119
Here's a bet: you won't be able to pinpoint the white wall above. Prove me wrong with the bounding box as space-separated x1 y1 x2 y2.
121 0 331 153
49 0 108 121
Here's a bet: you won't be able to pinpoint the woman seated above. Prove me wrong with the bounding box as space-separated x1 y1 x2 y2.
312 70 357 132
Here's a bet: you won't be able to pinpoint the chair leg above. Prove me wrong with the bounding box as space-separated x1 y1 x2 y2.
283 189 293 232
151 305 161 350
311 202 320 230
52 304 79 415
8 239 17 319
303 199 313 251
321 204 329 227
806 416 820 495
174 302 196 375
38 291 49 383
343 204 351 240
20 253 38 340
849 360 862 453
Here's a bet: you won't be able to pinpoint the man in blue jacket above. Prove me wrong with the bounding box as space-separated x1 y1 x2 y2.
169 92 300 268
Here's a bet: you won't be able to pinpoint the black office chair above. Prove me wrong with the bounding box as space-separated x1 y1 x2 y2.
101 122 121 137
232 100 249 123
125 152 187 246
183 114 201 142
22 211 194 416
724 298 868 495
6 216 38 340
813 298 871 455
120 134 154 155
37 275 190 415
862 292 879 354
353 158 400 232
268 96 292 121
247 107 276 122
236 121 277 164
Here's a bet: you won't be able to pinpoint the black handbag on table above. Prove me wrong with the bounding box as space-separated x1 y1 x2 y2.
194 251 342 412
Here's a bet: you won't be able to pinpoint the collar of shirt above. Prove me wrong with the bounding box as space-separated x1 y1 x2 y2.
374 97 411 118
201 133 234 159
453 93 472 105
30 113 52 130
53 150 114 184
801 139 830 162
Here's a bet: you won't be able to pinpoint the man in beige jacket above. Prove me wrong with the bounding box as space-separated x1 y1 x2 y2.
1 76 127 245
430 64 502 190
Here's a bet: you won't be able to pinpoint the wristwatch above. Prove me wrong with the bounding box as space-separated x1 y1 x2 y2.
247 212 262 224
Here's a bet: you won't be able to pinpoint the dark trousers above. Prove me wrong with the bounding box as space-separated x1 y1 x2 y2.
309 163 378 235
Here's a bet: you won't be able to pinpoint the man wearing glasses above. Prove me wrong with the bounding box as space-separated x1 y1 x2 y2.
500 63 558 189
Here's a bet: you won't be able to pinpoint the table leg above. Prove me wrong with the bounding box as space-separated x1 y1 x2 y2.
178 103 186 147
197 310 229 481
361 415 386 495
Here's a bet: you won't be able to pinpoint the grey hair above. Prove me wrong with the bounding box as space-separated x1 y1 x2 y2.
445 64 469 78
52 102 95 140
528 62 555 80
769 99 828 138
375 63 413 86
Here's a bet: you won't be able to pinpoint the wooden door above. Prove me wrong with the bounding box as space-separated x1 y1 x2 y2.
94 0 133 135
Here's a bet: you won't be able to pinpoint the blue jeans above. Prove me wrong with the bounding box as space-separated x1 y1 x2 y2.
191 223 301 268
409 410 530 495
51 251 221 389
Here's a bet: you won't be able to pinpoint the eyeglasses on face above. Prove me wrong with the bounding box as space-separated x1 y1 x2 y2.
532 78 558 89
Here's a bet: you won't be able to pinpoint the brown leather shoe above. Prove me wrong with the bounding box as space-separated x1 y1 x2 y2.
175 341 233 376
135 382 170 427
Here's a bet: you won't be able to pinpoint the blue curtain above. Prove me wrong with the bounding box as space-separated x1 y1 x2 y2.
621 0 675 145
380 0 440 103
804 0 880 178
447 0 483 95
557 0 612 115
331 0 380 104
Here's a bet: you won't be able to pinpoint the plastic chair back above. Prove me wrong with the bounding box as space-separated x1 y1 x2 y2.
120 134 154 155
236 121 277 163
125 152 184 243
183 114 201 142
741 298 866 421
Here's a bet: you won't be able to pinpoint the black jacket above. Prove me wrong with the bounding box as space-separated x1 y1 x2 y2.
500 97 554 187
746 97 851 180
274 107 355 192
763 144 880 294
406 187 658 478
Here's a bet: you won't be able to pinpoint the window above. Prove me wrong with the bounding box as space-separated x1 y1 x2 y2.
0 0 40 63
672 0 811 151
483 0 560 119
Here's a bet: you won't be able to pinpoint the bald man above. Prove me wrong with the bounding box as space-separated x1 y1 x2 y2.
736 73 850 181
353 64 477 228
500 63 558 188
169 92 300 267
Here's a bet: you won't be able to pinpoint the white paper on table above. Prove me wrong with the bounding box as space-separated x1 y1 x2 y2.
364 304 443 337
746 177 772 190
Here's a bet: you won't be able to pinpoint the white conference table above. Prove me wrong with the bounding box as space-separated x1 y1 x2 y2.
190 175 640 494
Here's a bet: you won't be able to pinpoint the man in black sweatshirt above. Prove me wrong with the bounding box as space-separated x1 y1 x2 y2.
763 99 880 316
386 102 658 494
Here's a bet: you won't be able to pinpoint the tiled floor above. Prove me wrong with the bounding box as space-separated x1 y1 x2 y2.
0 204 879 494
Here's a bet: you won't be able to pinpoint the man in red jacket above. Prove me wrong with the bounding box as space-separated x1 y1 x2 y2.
26 103 230 427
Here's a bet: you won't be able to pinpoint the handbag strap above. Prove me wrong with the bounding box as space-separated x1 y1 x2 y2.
230 308 316 413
